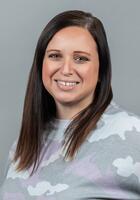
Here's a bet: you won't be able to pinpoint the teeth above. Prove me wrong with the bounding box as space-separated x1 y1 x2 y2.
57 80 78 86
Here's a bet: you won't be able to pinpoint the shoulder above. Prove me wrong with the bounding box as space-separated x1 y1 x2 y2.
87 101 140 142
102 101 140 134
1 140 18 183
8 140 18 162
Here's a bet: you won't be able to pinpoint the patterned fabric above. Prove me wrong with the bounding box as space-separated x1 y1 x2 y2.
0 101 140 199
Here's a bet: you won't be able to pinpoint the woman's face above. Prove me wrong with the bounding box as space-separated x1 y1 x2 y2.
42 26 99 110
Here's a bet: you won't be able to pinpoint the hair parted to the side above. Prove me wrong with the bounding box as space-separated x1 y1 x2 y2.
13 10 113 175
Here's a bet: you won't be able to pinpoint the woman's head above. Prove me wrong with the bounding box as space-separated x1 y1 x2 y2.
34 10 112 117
42 26 99 117
14 10 113 174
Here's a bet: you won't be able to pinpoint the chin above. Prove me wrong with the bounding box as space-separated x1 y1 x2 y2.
58 100 76 105
55 98 79 106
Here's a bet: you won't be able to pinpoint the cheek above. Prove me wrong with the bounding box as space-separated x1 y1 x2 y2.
42 59 59 79
81 64 99 84
42 61 52 81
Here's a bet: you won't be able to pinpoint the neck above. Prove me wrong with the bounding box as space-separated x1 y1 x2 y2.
55 101 90 120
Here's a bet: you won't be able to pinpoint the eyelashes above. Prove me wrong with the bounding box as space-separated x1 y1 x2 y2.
47 53 90 63
48 53 61 59
74 55 89 62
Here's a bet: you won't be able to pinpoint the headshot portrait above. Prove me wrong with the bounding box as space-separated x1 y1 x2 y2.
0 1 140 199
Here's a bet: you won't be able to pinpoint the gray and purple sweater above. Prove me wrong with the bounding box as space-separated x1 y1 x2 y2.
0 101 140 199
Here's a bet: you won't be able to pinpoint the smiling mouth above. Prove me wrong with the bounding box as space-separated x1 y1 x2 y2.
55 80 80 86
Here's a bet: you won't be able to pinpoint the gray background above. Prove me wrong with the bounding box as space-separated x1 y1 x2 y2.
0 0 140 185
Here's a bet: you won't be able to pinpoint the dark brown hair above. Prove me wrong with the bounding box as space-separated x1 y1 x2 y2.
14 10 113 175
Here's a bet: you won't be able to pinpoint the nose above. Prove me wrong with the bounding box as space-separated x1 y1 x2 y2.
60 58 73 76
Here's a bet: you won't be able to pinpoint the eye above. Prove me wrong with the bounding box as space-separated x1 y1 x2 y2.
48 53 62 60
74 55 89 63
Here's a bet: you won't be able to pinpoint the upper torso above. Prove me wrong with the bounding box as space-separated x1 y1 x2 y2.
0 101 140 200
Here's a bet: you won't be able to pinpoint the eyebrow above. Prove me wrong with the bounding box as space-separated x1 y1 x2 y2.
46 49 91 56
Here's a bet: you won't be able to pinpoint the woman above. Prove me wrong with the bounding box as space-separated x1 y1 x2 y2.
0 10 140 199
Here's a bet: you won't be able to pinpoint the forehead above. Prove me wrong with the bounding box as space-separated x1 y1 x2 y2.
47 26 97 52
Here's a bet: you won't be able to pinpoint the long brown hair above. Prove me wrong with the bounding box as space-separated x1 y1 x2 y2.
14 10 113 175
